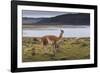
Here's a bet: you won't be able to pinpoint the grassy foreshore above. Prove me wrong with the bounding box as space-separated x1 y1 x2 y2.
22 24 88 29
22 37 90 62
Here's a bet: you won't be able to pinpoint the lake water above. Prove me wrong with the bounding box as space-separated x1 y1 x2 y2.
22 26 90 37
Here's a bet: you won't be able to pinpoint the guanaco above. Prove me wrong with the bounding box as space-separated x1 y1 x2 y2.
41 30 64 55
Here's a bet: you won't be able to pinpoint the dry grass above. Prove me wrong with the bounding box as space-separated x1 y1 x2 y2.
22 37 90 62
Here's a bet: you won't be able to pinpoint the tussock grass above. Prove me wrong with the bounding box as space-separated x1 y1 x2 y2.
22 37 90 62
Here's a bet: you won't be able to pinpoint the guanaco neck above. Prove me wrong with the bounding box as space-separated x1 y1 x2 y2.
58 31 63 39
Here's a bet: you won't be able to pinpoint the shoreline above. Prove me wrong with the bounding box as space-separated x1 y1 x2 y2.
22 24 90 29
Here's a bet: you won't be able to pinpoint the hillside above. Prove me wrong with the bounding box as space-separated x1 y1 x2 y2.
37 13 90 25
22 13 90 25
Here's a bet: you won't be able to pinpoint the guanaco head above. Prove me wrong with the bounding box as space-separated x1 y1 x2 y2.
61 30 64 33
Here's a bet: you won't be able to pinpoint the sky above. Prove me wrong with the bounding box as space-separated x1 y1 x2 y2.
22 10 72 18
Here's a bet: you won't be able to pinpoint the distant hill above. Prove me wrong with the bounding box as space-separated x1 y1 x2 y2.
22 13 90 25
37 13 90 25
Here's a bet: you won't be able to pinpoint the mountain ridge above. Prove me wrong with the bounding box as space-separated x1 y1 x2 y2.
22 13 90 25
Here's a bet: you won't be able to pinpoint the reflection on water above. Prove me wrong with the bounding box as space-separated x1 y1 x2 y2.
22 26 90 37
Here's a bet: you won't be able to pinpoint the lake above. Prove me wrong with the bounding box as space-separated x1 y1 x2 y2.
22 25 90 37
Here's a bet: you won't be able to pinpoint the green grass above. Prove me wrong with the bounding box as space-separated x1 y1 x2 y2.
22 37 90 62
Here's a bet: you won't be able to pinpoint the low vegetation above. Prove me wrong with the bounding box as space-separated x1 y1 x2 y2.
22 37 90 62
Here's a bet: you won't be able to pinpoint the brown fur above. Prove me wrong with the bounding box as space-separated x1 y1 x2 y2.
40 30 64 55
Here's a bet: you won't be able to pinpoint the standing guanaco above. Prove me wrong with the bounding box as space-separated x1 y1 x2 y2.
41 30 64 55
